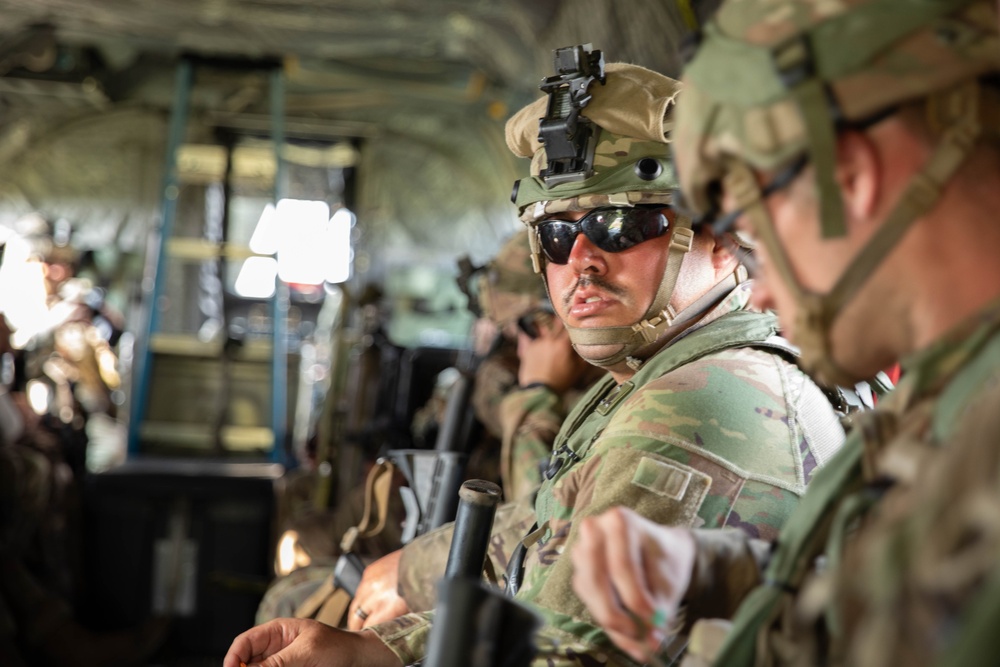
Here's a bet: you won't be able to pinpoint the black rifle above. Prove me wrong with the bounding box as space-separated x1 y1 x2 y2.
332 335 498 597
421 480 542 667
443 479 502 579
389 332 500 543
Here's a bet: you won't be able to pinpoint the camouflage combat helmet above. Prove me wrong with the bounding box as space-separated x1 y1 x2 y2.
507 60 739 369
675 0 1000 385
476 229 549 328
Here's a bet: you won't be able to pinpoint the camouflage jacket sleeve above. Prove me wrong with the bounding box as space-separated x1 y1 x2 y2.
365 611 435 666
498 385 565 502
396 497 536 612
516 346 844 664
470 345 519 441
683 528 770 626
708 311 1000 666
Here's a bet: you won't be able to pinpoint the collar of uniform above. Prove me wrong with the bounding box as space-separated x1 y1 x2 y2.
896 294 1000 408
659 279 757 351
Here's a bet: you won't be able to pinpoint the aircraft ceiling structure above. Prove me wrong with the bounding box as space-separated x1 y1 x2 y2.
0 0 718 300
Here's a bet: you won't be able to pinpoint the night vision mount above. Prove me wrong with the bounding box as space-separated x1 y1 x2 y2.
455 255 484 318
537 44 606 186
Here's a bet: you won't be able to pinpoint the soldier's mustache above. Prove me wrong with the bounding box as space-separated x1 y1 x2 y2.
562 276 626 310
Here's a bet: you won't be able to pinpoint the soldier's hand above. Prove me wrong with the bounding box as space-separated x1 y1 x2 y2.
571 507 696 664
516 318 590 395
348 550 411 631
223 618 401 667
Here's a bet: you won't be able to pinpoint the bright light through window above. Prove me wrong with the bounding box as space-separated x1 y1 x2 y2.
234 256 278 298
248 203 278 255
276 199 330 285
326 207 354 284
0 250 51 348
242 198 354 292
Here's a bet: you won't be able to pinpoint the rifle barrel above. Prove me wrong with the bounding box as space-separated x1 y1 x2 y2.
444 479 502 580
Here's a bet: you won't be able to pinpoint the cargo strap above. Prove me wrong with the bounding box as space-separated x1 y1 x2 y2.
293 459 396 626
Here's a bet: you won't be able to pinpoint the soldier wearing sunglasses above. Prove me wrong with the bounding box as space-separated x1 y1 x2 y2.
223 60 848 667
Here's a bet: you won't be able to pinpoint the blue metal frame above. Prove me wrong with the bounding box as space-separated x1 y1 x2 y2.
269 67 289 465
129 60 290 464
128 59 194 456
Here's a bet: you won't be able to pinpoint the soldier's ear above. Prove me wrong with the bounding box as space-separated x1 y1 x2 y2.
835 129 881 234
702 226 739 273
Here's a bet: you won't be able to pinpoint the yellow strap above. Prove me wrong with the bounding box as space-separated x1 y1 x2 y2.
314 587 353 627
293 573 336 619
294 463 396 625
340 458 396 553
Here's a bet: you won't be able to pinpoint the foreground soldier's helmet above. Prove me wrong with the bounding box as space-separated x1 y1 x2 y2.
674 0 1000 384
506 60 712 369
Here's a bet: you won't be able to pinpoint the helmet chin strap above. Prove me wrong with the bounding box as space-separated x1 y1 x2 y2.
570 265 745 371
724 82 982 387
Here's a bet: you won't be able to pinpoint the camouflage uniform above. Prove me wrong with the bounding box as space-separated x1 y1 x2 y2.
497 368 603 503
371 282 843 666
498 385 562 503
669 1 1000 665
683 300 1000 667
463 338 518 487
395 230 603 609
396 494 536 613
466 339 602 500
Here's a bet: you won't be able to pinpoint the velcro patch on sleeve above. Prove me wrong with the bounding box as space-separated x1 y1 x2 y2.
588 448 712 524
632 456 694 499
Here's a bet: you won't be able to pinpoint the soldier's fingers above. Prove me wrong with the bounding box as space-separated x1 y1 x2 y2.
346 601 364 632
223 620 295 667
347 590 361 631
348 579 382 632
598 508 661 630
571 515 620 628
573 512 651 642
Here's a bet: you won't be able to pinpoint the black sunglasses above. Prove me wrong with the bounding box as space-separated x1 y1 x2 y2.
536 206 670 265
671 155 810 238
516 306 555 339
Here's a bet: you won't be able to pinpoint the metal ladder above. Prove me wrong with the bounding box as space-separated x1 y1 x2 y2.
127 56 289 464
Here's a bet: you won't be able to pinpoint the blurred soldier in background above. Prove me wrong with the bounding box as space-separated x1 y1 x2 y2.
0 213 125 477
0 216 162 667
463 228 600 500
